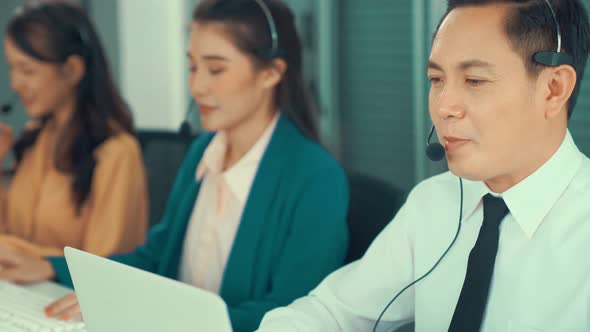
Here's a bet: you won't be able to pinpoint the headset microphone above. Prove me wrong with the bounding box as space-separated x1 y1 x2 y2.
1 103 12 115
425 125 445 162
179 98 196 138
179 121 192 138
0 93 18 115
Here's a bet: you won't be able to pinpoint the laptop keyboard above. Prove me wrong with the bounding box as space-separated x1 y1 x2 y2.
0 280 86 332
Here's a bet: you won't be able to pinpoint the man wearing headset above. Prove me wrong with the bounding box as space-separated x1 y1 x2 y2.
258 0 590 331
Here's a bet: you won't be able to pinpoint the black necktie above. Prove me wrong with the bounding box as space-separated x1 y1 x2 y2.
448 194 509 332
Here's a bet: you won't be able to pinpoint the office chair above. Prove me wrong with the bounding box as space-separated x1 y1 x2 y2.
345 172 406 263
137 130 196 227
346 172 414 331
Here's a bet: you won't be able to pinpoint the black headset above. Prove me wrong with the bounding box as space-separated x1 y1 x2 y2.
533 0 574 67
0 93 18 115
179 0 279 137
373 1 573 331
254 0 280 59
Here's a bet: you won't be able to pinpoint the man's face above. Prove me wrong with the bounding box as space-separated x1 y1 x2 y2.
428 5 551 187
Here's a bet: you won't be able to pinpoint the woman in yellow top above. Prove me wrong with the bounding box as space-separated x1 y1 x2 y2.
0 0 148 267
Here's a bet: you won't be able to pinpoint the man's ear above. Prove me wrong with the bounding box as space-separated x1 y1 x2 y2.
543 64 576 119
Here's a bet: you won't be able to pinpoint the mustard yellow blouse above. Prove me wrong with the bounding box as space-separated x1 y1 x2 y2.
0 124 148 257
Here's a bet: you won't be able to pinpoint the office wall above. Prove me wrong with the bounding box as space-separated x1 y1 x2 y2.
569 0 590 156
117 0 188 130
0 1 33 137
337 1 418 191
85 0 120 84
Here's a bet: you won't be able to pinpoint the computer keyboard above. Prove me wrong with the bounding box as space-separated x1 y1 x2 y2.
0 280 86 332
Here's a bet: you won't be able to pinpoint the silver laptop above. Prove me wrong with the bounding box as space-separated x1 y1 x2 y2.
64 247 233 332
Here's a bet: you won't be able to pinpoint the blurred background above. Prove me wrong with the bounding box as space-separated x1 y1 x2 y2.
1 0 589 193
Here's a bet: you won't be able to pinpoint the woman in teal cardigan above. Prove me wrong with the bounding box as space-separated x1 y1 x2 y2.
0 1 349 331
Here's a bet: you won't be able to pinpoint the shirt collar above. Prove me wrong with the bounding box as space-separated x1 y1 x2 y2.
461 131 583 238
460 178 489 223
196 113 280 203
501 131 583 238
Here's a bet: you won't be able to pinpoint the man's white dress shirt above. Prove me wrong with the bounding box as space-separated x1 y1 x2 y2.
259 131 590 331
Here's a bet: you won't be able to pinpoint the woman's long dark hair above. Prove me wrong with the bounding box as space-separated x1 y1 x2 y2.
193 0 319 141
6 0 134 213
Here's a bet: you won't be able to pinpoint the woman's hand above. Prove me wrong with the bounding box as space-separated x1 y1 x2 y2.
0 247 55 284
45 292 81 320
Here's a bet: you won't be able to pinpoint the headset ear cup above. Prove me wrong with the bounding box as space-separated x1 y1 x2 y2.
256 47 279 61
256 48 272 60
533 51 574 67
532 0 574 67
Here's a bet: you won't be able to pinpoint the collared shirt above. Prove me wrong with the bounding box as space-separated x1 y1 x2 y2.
258 130 590 332
179 114 279 294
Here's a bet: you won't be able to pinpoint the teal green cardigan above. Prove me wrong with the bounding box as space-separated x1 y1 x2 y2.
49 114 349 332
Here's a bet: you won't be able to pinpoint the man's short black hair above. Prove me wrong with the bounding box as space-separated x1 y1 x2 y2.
436 0 590 117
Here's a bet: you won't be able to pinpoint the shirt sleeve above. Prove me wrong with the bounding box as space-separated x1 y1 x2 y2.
80 137 148 257
257 187 421 332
